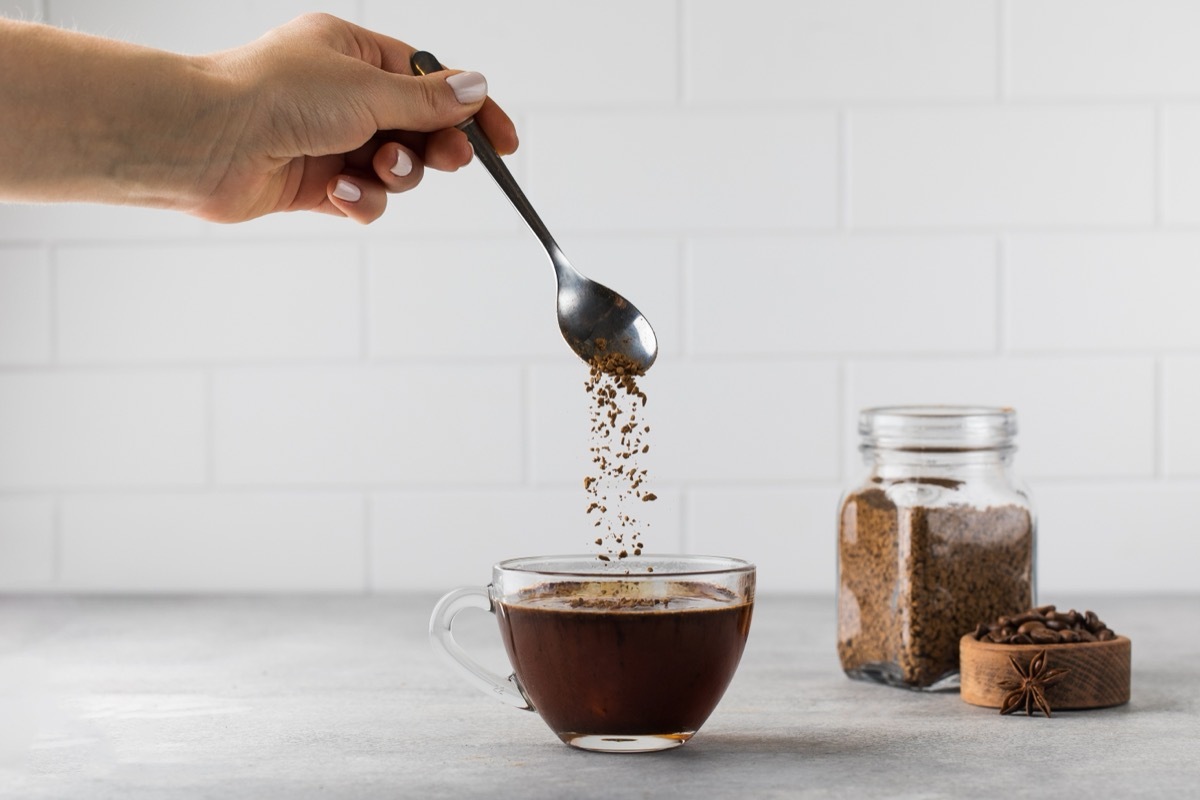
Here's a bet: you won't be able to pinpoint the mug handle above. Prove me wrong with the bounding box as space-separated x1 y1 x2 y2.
428 586 533 711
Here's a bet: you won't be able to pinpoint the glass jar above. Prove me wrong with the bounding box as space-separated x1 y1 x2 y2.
837 406 1035 691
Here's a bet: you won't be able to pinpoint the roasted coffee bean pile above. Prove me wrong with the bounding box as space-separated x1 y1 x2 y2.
972 605 1117 645
838 487 1034 688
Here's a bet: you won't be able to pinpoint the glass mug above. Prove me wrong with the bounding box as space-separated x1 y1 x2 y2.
430 555 756 753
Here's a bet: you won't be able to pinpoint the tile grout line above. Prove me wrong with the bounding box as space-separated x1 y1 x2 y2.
1155 103 1167 227
678 484 690 554
996 0 1008 101
996 235 1008 354
839 110 852 230
47 239 63 584
46 242 59 365
676 0 688 105
52 491 63 585
204 368 216 488
363 492 373 594
678 237 690 357
1156 357 1167 479
521 363 533 486
839 360 853 484
836 359 848 482
358 241 371 361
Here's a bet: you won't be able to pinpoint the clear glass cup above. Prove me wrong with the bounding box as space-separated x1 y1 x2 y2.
837 406 1036 690
430 554 755 753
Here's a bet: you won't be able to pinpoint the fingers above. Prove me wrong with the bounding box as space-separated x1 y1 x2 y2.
423 128 473 172
327 18 521 169
326 175 385 224
421 100 520 172
373 141 425 190
322 143 426 224
476 98 519 156
366 55 519 156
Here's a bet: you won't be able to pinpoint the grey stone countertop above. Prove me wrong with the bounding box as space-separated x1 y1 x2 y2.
1 593 1197 799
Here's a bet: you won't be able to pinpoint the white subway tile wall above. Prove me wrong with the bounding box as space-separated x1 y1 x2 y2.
56 244 362 362
1007 0 1200 98
370 488 684 591
1163 106 1200 224
0 496 54 589
0 247 50 364
686 0 997 103
0 372 206 489
2 0 1198 593
850 107 1156 228
60 492 365 591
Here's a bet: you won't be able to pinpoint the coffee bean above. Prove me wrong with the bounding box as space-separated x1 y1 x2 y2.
974 606 1119 647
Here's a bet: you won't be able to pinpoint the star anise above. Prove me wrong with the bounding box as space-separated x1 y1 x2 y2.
998 649 1070 717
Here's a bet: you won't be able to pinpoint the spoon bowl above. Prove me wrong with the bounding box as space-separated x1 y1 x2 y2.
411 51 658 373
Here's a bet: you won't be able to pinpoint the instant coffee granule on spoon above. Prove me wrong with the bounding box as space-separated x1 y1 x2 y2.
584 339 655 565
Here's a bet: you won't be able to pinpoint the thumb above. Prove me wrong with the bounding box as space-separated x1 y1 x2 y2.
374 69 489 133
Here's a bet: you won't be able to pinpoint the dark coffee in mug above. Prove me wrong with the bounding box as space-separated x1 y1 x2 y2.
430 555 755 752
496 581 753 742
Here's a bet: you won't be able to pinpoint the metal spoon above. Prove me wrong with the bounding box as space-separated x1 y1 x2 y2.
410 51 658 373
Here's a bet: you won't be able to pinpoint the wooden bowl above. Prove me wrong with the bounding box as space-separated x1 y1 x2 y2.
960 634 1131 711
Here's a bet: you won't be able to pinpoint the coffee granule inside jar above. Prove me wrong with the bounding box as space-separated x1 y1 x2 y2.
584 341 655 563
838 486 1033 688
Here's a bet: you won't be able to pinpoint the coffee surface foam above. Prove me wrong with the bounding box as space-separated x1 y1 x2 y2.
505 580 742 613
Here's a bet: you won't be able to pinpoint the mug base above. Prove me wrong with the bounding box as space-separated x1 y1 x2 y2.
561 732 694 753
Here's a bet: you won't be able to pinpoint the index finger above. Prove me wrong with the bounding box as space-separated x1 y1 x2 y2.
475 97 518 156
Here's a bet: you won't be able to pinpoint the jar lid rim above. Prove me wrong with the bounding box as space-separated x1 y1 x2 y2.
859 405 1017 447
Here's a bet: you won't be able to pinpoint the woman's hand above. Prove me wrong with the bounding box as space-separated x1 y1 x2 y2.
194 13 518 224
0 13 518 225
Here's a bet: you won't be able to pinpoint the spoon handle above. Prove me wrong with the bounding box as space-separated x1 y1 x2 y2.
410 51 568 270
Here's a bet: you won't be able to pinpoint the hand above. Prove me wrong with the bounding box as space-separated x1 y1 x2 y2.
194 13 518 223
0 13 518 225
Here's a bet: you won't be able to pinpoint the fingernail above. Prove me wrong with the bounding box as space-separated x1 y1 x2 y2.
391 150 413 178
446 71 487 104
332 179 361 202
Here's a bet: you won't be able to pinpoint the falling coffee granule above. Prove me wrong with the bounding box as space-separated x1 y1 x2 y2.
584 341 655 563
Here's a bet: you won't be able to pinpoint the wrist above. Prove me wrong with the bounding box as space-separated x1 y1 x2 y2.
0 20 243 211
94 49 246 213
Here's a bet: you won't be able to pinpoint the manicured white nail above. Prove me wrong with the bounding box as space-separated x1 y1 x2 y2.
446 71 487 104
391 150 413 178
332 179 361 202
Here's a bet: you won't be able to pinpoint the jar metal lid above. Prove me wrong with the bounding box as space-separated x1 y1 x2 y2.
859 405 1017 451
